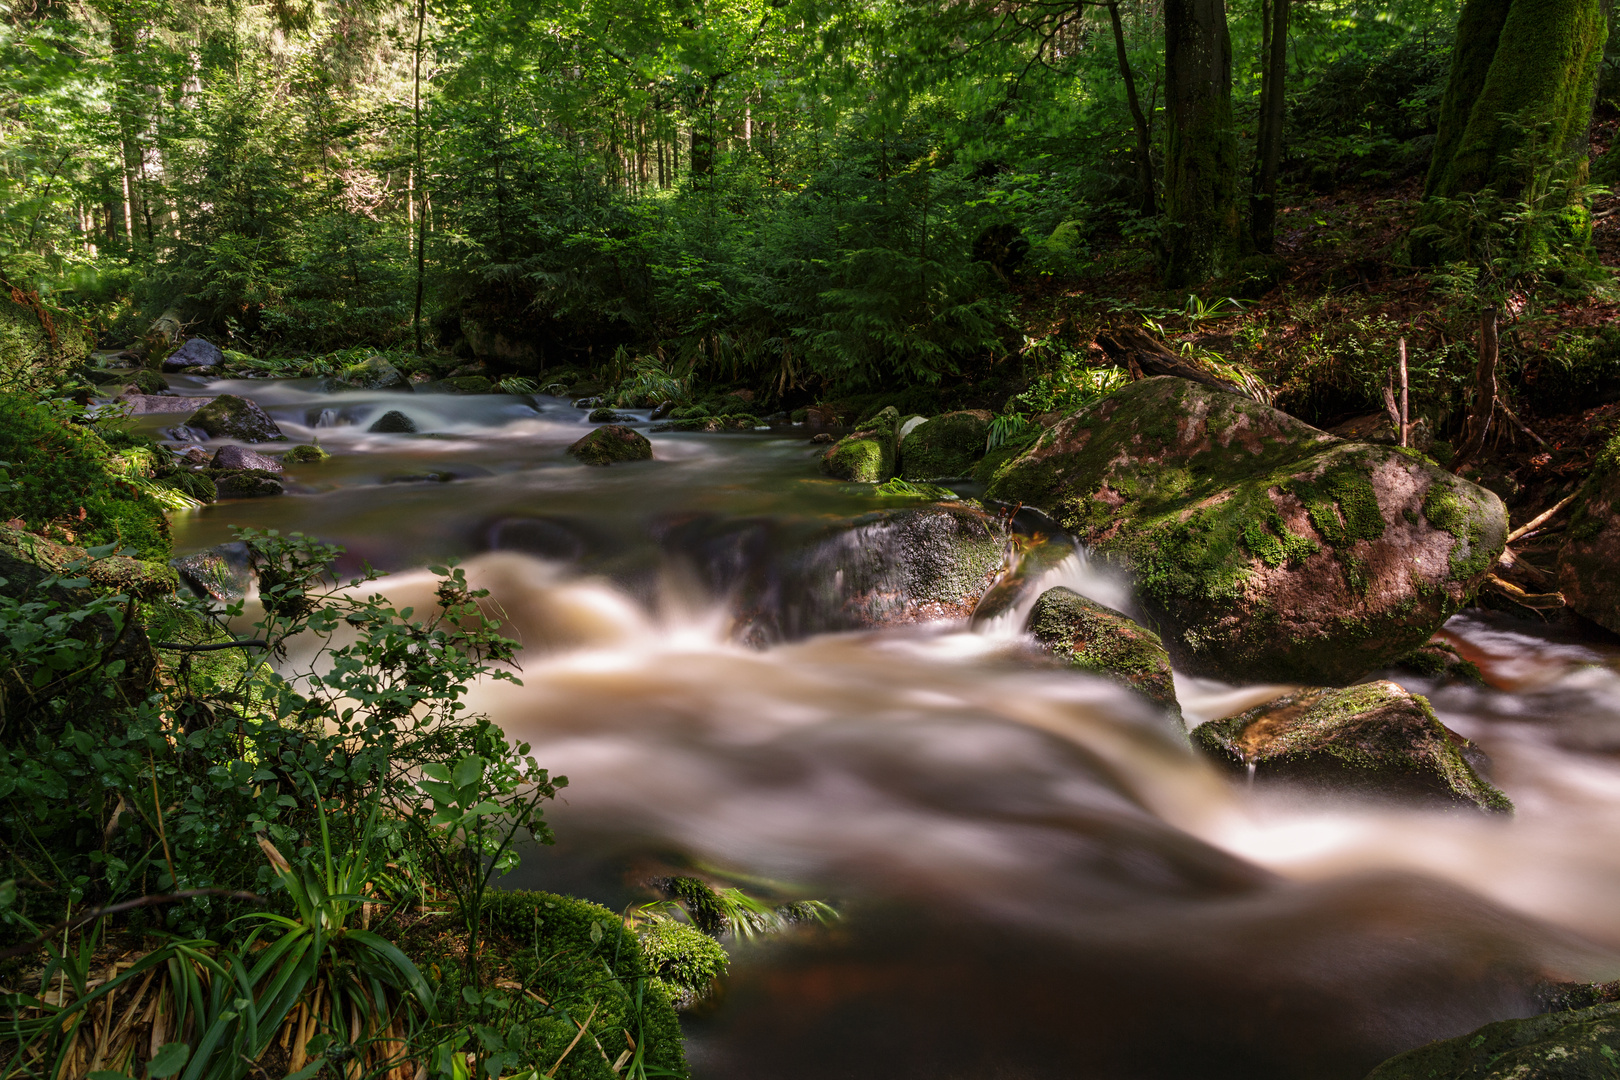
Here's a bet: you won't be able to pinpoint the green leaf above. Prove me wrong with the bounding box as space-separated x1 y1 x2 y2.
147 1042 190 1078
452 756 486 790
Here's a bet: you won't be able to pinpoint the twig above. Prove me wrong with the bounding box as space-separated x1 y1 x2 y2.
1506 493 1578 544
153 639 268 652
0 889 262 962
1398 337 1410 448
1493 397 1549 449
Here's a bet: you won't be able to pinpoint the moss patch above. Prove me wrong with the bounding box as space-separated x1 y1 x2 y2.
1193 681 1512 813
899 411 990 482
569 424 653 466
1366 1001 1620 1080
1026 586 1181 720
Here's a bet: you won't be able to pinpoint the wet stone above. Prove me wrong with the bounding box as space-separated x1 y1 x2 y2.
368 410 418 434
1192 680 1511 813
211 445 283 472
162 337 223 372
186 394 286 442
1026 586 1180 720
570 424 652 466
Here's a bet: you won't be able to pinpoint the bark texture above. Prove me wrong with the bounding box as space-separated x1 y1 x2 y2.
1162 0 1241 286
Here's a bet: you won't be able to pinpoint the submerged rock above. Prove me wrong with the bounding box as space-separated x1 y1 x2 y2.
445 375 494 394
162 337 223 372
1558 436 1620 634
1026 587 1180 718
570 424 652 465
368 409 417 434
1365 1001 1620 1080
341 355 409 390
1393 639 1484 684
822 406 900 483
985 377 1507 685
210 445 282 472
186 394 286 442
1192 681 1511 813
899 410 991 482
589 407 635 423
211 469 284 498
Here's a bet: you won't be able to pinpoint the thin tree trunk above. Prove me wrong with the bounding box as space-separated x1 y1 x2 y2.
1249 0 1289 252
1107 0 1156 219
1451 307 1499 475
412 0 427 355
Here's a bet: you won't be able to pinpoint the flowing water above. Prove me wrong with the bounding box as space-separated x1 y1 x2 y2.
155 377 1620 1079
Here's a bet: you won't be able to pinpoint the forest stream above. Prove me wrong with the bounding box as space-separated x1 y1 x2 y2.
157 377 1620 1080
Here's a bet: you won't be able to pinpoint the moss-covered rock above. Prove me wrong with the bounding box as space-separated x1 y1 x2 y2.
1026 587 1180 719
1394 639 1484 684
569 424 653 465
118 393 215 415
340 354 408 390
984 377 1507 684
822 406 900 482
899 410 991 482
873 478 961 500
0 525 176 600
171 546 253 602
368 409 417 434
186 395 287 443
1558 434 1620 634
210 468 284 498
637 918 729 1010
1192 680 1511 812
1365 1001 1620 1080
281 443 330 464
445 374 494 394
438 890 689 1080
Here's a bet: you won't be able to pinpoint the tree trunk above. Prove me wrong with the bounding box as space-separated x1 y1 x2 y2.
1162 0 1241 287
412 0 427 355
1249 0 1289 253
1416 0 1608 260
1107 1 1156 219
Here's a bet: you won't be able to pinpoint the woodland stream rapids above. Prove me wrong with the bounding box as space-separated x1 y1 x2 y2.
163 378 1620 1080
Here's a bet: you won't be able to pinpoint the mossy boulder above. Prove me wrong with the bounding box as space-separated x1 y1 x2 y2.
117 393 215 415
569 424 653 466
1026 587 1180 719
1364 1001 1620 1080
1192 681 1511 813
281 443 329 464
984 377 1507 684
162 337 224 372
1558 435 1620 634
210 468 284 498
822 405 900 483
1394 639 1484 684
186 394 287 443
900 410 991 482
0 525 176 601
340 355 408 390
172 546 253 602
368 409 417 434
445 374 494 394
434 889 690 1080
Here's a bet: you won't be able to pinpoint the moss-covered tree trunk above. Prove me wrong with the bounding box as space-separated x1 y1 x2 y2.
1417 0 1608 260
1162 0 1241 287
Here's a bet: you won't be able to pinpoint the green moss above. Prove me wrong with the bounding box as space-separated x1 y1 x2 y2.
282 443 330 464
446 375 494 393
1027 587 1180 717
1242 513 1320 568
637 918 729 1010
569 424 653 465
1286 461 1386 548
1423 483 1495 581
823 406 900 483
437 890 689 1080
899 411 990 482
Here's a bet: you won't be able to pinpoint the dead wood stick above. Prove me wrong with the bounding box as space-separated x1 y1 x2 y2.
1398 337 1410 447
1493 397 1549 449
1450 306 1499 475
1506 493 1579 544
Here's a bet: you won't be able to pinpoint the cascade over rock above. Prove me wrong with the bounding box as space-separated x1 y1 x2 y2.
985 377 1507 684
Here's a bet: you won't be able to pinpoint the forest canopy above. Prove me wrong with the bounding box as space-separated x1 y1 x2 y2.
0 0 1534 394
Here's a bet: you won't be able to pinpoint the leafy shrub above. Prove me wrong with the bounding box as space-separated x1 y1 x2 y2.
1526 327 1620 414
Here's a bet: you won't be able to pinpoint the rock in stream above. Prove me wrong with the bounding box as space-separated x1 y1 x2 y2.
985 376 1507 685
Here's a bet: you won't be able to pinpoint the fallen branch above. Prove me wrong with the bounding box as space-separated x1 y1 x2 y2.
154 639 268 652
1494 397 1549 450
1506 493 1578 544
1483 574 1565 610
1095 328 1253 398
